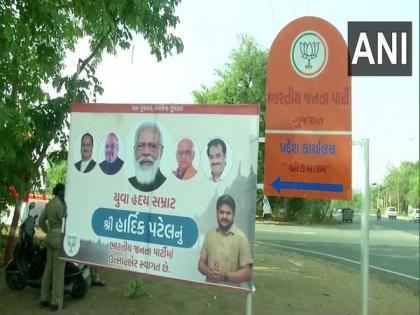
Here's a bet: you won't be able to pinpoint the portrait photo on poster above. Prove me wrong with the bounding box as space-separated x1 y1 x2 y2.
198 194 253 286
98 132 125 175
73 132 97 174
201 137 234 183
171 136 201 181
125 121 174 192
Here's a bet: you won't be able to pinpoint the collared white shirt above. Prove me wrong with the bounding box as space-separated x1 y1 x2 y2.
210 174 222 182
80 159 92 173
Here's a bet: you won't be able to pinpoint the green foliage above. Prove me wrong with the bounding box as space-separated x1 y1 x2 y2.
284 198 305 221
193 34 419 222
383 161 419 212
407 171 419 208
46 161 68 189
192 35 334 222
0 0 184 219
193 34 267 136
0 230 7 263
192 34 268 187
125 278 146 299
307 200 330 223
352 192 362 211
331 191 362 212
284 198 328 223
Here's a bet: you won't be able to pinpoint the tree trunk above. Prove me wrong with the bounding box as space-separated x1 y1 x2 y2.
3 199 23 265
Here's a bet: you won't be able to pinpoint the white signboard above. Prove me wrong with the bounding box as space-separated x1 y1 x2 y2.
62 103 259 291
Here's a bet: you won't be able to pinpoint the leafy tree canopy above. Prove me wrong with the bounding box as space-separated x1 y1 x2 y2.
383 161 419 211
192 34 420 220
0 0 184 212
193 34 268 135
192 35 331 220
45 160 67 190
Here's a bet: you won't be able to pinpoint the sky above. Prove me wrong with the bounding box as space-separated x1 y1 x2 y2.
67 0 419 189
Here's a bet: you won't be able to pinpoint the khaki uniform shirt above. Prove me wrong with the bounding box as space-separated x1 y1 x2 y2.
39 196 64 232
200 224 252 273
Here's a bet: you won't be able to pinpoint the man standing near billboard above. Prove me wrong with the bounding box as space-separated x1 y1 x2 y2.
198 194 252 285
39 183 66 311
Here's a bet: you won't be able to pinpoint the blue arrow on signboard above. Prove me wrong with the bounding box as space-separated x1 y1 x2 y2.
271 177 344 193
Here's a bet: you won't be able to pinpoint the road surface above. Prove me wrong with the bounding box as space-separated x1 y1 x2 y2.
255 214 419 291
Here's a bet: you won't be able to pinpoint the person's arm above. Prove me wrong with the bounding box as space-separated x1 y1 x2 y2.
199 257 227 281
38 206 48 233
198 233 210 277
198 257 210 277
205 263 252 283
223 231 253 283
223 264 252 283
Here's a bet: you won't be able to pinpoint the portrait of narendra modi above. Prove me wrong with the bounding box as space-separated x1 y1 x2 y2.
128 122 167 192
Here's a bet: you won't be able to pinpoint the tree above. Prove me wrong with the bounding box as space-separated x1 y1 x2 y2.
192 35 273 217
193 35 333 221
193 34 267 136
193 34 267 186
284 198 305 221
407 163 419 208
332 190 361 212
46 160 67 189
0 0 184 263
383 161 419 213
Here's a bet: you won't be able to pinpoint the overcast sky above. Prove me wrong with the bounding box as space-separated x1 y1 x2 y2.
66 0 419 189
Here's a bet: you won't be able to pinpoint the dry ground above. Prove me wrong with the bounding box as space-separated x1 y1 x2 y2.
0 241 419 315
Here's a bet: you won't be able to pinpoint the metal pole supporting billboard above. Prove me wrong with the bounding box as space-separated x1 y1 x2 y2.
259 138 370 315
354 139 370 315
246 292 252 315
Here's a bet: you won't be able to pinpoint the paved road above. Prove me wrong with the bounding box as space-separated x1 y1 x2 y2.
255 214 419 291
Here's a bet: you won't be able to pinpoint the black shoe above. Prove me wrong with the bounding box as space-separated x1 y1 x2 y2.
50 304 59 311
39 301 50 308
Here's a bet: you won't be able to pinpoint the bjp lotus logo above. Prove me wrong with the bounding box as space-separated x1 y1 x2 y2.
291 31 328 78
64 233 80 257
300 41 320 69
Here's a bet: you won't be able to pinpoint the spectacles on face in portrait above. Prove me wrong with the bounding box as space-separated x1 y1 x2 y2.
134 142 161 152
176 150 193 157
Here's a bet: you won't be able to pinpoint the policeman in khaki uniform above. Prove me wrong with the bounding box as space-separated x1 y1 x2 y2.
39 183 66 311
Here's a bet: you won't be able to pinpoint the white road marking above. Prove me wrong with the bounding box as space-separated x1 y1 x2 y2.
256 241 420 281
257 228 316 235
287 259 302 267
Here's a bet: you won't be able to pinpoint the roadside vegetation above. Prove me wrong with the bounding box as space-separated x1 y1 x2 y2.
191 35 419 221
1 238 419 315
0 0 184 264
1 31 418 260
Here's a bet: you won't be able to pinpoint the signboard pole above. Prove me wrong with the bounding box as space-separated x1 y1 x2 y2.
245 292 252 315
261 136 371 314
361 138 370 315
354 139 370 315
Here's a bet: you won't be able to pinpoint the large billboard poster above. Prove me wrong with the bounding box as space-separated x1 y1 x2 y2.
61 103 259 291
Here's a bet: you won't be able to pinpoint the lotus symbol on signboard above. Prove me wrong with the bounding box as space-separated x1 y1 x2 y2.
67 235 77 254
300 41 320 69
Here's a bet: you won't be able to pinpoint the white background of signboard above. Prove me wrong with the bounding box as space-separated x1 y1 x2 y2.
64 107 259 287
